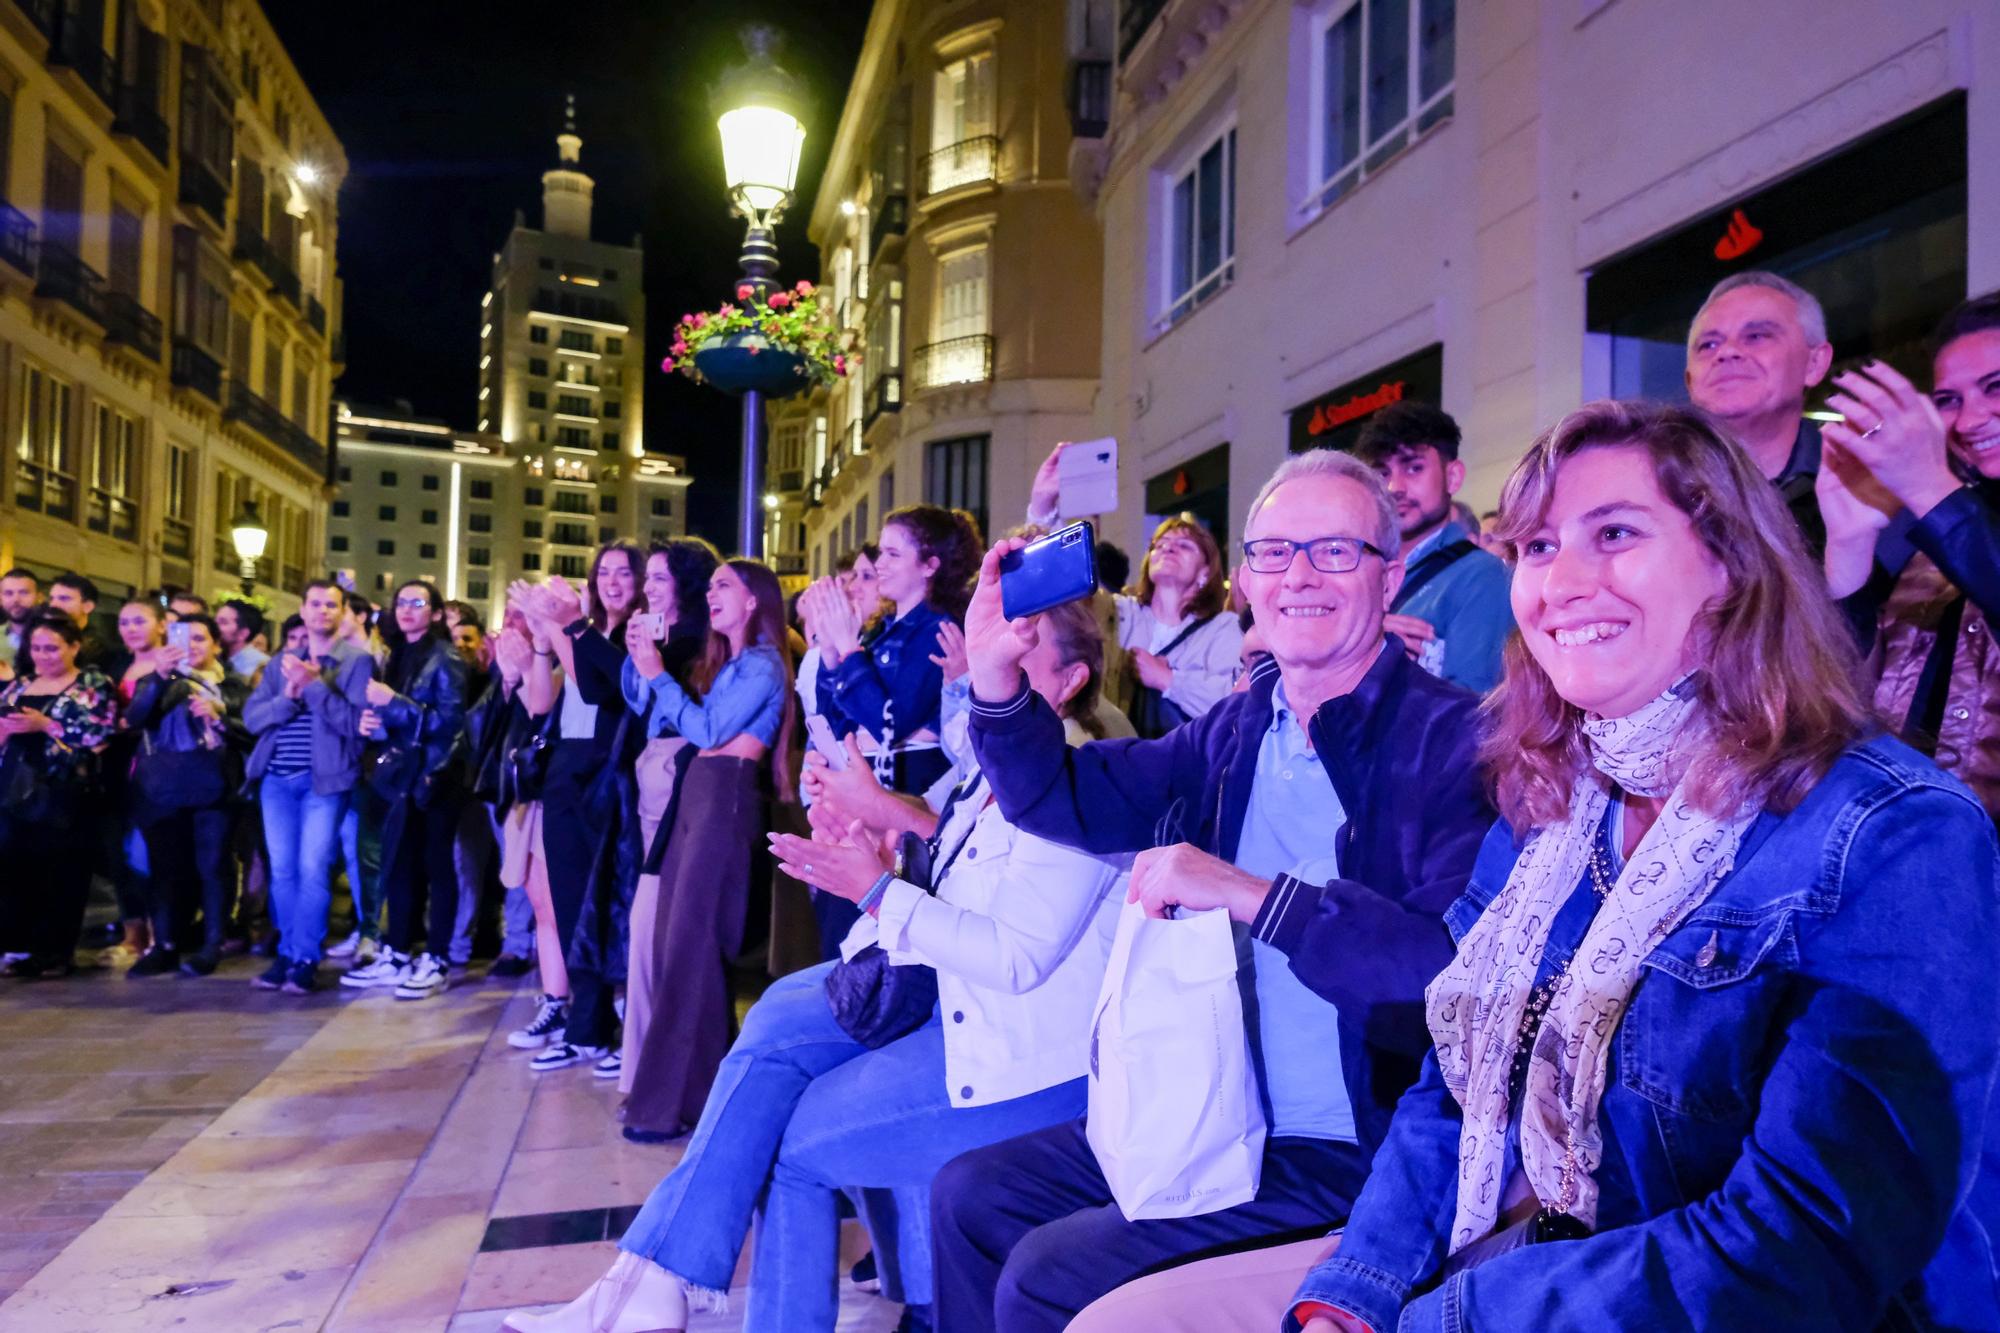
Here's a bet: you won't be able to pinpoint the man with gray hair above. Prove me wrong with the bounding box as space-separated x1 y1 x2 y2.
931 448 1494 1332
1686 269 1835 549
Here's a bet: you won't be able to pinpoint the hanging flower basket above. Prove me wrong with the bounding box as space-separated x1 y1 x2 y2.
666 280 856 398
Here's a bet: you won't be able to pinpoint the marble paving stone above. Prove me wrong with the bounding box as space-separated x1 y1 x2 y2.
458 1239 622 1313
491 1138 673 1219
324 1192 494 1333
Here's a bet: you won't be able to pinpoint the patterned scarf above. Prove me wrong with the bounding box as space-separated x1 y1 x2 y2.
1425 676 1756 1251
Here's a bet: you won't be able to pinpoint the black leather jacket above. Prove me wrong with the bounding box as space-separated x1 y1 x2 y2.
375 635 467 804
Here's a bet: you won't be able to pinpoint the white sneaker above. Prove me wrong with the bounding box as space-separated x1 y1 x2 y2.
508 994 569 1050
591 1050 622 1080
339 951 408 989
502 1251 687 1332
393 952 449 1000
355 936 380 966
529 1041 604 1073
325 931 360 959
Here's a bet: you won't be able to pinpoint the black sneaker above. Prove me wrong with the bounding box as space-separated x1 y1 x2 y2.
127 946 180 978
894 1305 933 1333
489 953 533 978
251 957 290 991
851 1253 880 1293
179 949 221 977
281 961 320 994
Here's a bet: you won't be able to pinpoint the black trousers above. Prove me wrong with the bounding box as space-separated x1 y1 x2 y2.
0 813 95 961
380 791 461 958
930 1118 1366 1333
542 741 615 1042
141 804 237 954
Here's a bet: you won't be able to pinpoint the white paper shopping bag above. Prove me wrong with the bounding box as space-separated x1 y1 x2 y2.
1085 899 1266 1220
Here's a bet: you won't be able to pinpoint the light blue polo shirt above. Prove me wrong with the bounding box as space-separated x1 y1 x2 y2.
1231 682 1356 1142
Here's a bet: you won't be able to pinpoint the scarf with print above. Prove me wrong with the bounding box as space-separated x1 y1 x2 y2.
1424 677 1756 1251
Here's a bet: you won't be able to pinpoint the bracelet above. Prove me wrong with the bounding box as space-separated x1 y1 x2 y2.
533 648 553 658
857 870 896 916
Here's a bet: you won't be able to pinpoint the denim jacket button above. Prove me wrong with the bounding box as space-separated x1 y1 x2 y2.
952 1010 964 1023
960 1086 973 1100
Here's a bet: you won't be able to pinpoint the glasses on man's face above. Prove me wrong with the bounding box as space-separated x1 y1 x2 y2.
394 597 431 611
1240 536 1384 575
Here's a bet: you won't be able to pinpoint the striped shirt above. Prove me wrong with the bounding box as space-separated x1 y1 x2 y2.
267 708 315 775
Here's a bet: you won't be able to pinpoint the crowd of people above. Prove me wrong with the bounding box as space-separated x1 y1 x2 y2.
5 272 2000 1333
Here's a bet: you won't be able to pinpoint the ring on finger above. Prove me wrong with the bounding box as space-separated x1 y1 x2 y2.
1860 421 1885 439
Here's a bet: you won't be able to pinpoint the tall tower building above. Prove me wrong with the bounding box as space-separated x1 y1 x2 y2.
478 100 686 582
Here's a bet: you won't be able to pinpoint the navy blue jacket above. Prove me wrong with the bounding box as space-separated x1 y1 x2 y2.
969 637 1492 1152
822 602 951 746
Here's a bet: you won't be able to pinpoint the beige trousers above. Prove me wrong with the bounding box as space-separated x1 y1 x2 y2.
1067 1234 1339 1333
618 737 690 1094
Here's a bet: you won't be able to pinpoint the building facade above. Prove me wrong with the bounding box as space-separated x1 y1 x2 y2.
1079 0 2000 550
769 0 1105 586
481 111 685 584
0 0 344 611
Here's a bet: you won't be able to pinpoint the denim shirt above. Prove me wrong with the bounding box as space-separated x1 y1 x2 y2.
821 602 949 746
620 644 785 747
1288 735 2000 1333
1391 521 1513 695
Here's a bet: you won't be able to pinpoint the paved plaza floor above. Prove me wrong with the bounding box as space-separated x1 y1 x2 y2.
0 953 901 1332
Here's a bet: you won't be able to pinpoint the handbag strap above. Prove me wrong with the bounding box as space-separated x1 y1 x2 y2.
1151 612 1218 661
1391 539 1479 612
925 773 988 890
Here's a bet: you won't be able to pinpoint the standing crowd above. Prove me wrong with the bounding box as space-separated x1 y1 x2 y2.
6 274 2000 1333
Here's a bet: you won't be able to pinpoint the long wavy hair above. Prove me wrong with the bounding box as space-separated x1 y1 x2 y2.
883 505 984 623
648 537 721 679
690 558 800 802
1482 400 1870 829
586 541 645 635
1135 515 1228 620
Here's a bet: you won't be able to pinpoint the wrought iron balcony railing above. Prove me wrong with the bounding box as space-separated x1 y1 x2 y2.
179 157 227 227
0 202 33 276
1068 60 1111 139
33 240 104 326
910 335 993 391
112 84 170 164
171 344 222 401
225 379 325 474
102 291 162 360
920 137 998 197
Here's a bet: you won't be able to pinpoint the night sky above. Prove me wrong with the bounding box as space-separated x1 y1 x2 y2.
263 0 871 550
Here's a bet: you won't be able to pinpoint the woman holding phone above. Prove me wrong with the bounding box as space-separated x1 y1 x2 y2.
1027 443 1242 736
125 613 246 978
620 557 795 1143
103 597 169 963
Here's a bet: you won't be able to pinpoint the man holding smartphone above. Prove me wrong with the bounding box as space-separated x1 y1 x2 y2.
241 579 376 993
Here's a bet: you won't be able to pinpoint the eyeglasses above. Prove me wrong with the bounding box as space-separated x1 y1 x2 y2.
394 597 431 611
1240 536 1384 575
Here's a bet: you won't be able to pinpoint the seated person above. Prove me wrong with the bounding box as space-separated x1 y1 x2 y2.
504 597 1130 1333
1070 400 2000 1333
930 449 1493 1333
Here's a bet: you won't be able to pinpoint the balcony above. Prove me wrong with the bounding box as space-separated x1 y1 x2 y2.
531 287 626 327
0 203 33 276
225 379 325 475
1068 60 1111 140
845 419 865 457
920 137 998 198
305 294 327 335
773 552 807 577
777 469 805 494
11 0 56 41
179 157 227 227
235 223 301 307
171 343 222 401
911 335 993 391
86 487 138 542
46 11 117 109
112 84 170 165
1119 0 1169 62
13 462 77 522
836 296 861 332
870 194 907 254
33 241 104 326
101 291 162 360
864 373 903 426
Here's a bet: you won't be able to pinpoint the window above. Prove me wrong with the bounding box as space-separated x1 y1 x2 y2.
380 470 398 486
331 534 349 552
524 487 544 507
530 325 549 344
921 248 992 386
332 500 350 517
553 491 593 515
602 431 620 451
1162 127 1237 330
1309 0 1455 210
557 426 591 448
88 406 140 541
603 400 621 419
599 526 617 545
605 337 623 355
422 474 440 491
651 497 672 517
378 505 396 521
879 468 896 516
558 329 595 352
469 513 492 533
539 257 554 270
521 553 542 572
557 395 593 416
470 479 494 500
14 363 76 520
338 465 351 482
529 358 549 377
523 519 543 539
419 542 438 560
553 554 587 579
553 521 591 546
468 579 490 601
600 496 617 514
928 52 996 193
469 547 491 567
926 433 989 538
421 508 438 525
528 391 548 410
108 204 143 299
377 539 396 556
604 271 618 282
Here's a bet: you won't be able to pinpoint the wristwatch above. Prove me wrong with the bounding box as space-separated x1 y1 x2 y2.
562 616 590 639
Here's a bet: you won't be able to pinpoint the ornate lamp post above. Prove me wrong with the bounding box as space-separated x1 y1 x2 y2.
711 25 807 557
229 500 269 596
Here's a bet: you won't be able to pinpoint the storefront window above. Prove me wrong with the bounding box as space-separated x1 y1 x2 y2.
1289 344 1444 454
1144 443 1231 550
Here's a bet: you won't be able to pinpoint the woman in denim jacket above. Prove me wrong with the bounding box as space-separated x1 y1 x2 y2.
1077 402 2000 1333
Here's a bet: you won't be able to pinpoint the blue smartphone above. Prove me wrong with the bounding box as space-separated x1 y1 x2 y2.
1000 521 1097 620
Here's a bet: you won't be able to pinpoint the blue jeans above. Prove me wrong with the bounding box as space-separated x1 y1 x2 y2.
340 801 381 941
261 772 347 964
619 961 1086 1331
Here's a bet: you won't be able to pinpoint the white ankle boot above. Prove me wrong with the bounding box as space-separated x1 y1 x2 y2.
502 1251 689 1333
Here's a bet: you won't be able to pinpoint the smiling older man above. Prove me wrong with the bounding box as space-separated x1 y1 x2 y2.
928 449 1494 1333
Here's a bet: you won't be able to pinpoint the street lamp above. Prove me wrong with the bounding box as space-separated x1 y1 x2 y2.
229 500 268 595
713 24 806 557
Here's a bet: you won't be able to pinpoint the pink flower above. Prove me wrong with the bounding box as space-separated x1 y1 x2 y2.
660 357 674 372
691 313 708 328
717 304 737 318
747 345 761 356
832 355 847 375
795 280 814 294
736 283 755 301
768 292 791 309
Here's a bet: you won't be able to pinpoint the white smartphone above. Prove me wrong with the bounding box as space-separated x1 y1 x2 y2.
805 713 848 770
632 611 666 640
1058 437 1119 517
